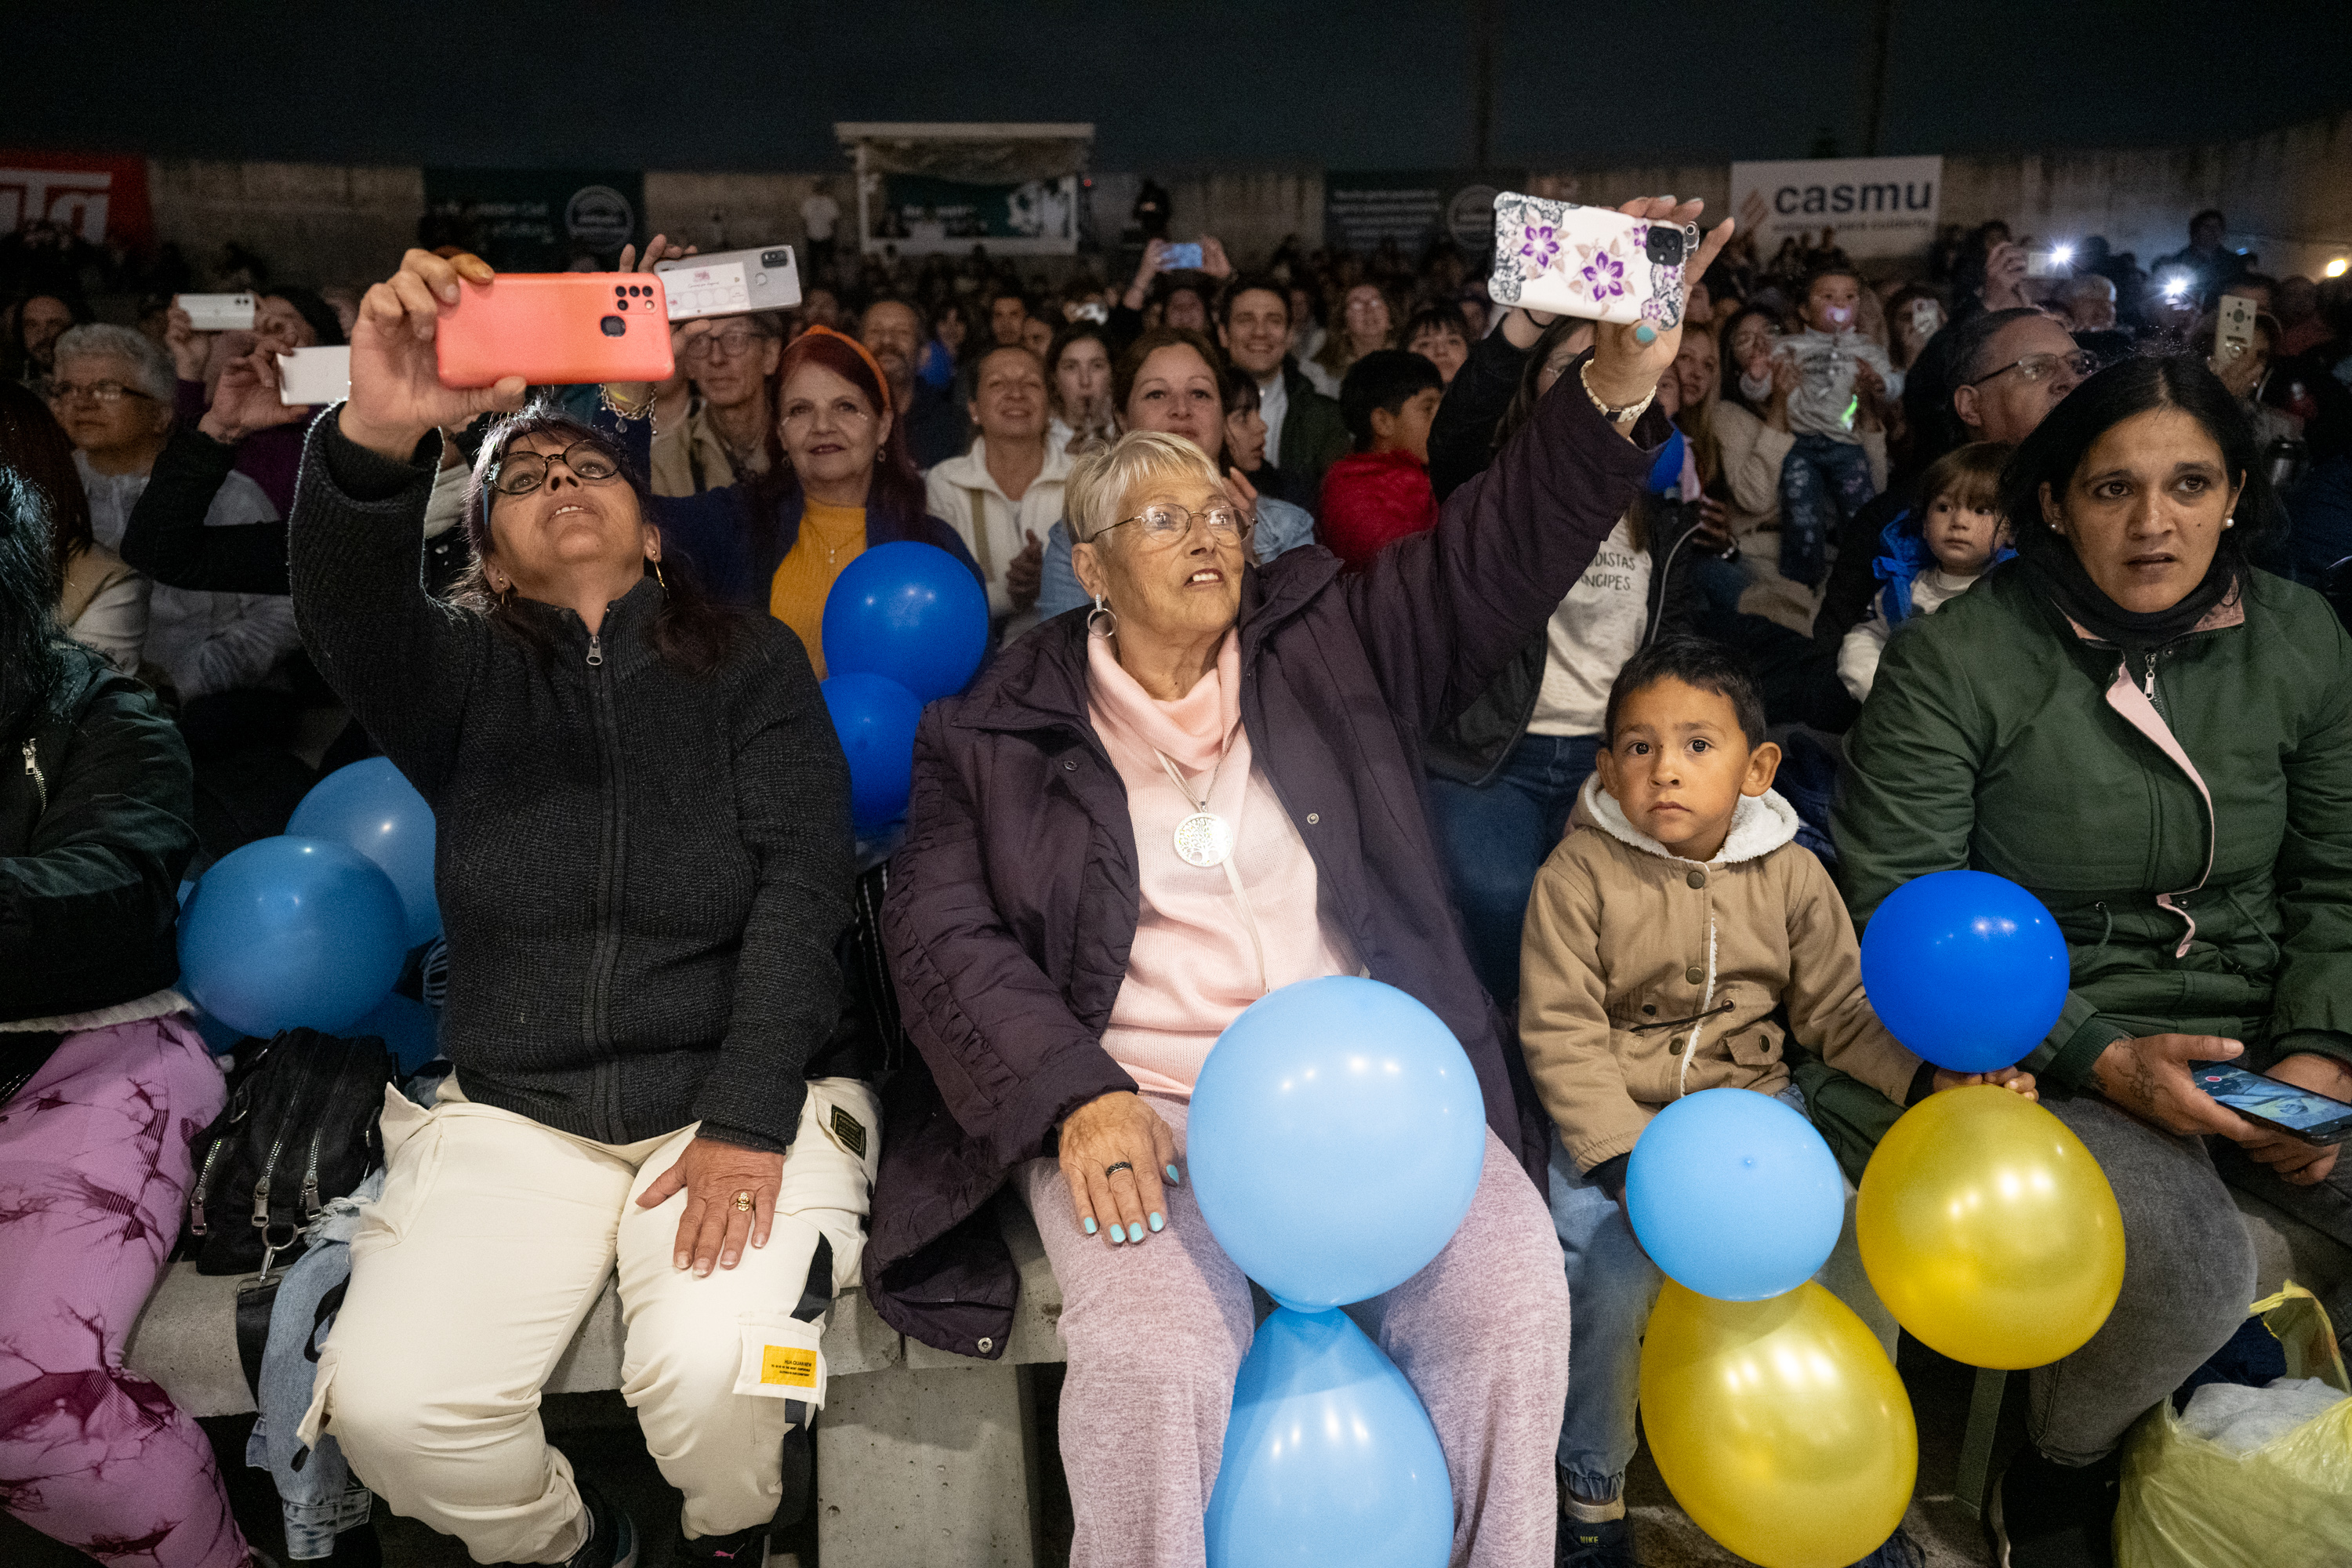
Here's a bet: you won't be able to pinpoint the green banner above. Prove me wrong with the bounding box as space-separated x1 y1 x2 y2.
873 173 1077 254
1325 169 1517 257
420 168 644 271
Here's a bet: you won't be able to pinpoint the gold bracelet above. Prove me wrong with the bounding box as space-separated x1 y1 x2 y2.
598 383 656 423
1580 361 1655 426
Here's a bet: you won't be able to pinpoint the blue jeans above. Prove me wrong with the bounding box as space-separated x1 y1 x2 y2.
1552 1083 1815 1504
247 1168 383 1558
1777 434 1877 589
1425 732 1602 1009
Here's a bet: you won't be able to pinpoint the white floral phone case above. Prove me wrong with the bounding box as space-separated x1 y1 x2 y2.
1487 192 1697 329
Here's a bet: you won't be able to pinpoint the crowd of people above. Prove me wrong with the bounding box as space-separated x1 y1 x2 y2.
4 187 2352 1568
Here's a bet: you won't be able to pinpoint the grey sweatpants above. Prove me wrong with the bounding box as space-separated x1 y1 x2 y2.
2031 1096 2261 1465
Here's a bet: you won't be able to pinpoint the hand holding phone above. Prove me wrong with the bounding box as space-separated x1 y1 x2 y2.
337 250 528 462
434 273 675 390
1160 241 1204 272
2194 1062 2352 1145
177 292 256 332
277 346 352 406
1488 191 1700 328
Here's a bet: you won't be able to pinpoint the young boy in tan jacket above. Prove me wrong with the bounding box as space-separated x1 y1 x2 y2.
1518 637 2031 1567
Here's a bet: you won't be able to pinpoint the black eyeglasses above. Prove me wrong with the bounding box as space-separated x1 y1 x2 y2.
486 441 623 496
1094 502 1250 546
1966 350 2099 389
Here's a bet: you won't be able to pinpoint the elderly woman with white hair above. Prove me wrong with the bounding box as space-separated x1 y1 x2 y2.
49 323 299 720
873 200 1730 1568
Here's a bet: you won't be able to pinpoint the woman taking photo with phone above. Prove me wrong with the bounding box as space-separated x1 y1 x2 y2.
595 252 977 680
1831 355 2352 1565
285 248 873 1567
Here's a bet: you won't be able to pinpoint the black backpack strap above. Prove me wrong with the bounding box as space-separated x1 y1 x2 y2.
234 1274 281 1407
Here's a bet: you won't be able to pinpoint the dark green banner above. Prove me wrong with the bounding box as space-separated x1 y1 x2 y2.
420 168 644 271
1324 169 1517 258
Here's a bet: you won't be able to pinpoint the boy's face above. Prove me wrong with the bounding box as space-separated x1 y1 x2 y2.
1925 490 2009 575
1598 677 1781 862
1802 274 1861 334
1369 386 1443 464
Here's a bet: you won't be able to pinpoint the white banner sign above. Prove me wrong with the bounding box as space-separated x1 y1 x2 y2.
1729 156 1943 261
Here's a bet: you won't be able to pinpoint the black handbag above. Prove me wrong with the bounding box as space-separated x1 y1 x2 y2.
185 1027 394 1277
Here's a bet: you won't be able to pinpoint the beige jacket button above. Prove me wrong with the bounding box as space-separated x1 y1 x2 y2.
1685 965 1704 985
1306 813 1319 824
1686 869 1707 889
977 1337 994 1354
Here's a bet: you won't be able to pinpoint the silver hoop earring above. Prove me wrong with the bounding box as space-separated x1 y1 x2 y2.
1086 593 1119 640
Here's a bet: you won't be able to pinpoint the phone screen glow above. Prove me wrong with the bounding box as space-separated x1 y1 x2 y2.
2198 1069 2348 1131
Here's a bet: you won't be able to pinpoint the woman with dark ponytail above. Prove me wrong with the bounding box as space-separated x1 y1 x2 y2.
0 469 255 1567
1833 354 2352 1563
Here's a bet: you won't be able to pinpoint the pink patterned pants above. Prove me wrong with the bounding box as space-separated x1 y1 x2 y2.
0 1017 248 1568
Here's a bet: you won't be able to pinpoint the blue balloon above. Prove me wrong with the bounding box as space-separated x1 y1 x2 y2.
353 993 441 1075
820 673 924 832
821 541 989 702
289 757 441 946
179 837 408 1038
1189 976 1487 1309
1205 1306 1453 1568
1860 869 2070 1073
1625 1087 1845 1301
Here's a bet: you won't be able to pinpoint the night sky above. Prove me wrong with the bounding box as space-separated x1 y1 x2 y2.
13 1 2350 172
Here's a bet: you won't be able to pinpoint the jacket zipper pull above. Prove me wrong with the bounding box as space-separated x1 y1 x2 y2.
586 633 604 667
21 739 42 814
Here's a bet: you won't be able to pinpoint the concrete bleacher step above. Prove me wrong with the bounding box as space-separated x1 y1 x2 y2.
125 1195 1070 1568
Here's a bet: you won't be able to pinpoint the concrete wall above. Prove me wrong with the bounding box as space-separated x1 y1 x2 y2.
136 111 2352 289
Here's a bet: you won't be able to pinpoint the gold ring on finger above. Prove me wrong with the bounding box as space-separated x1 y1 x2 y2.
731 1190 755 1212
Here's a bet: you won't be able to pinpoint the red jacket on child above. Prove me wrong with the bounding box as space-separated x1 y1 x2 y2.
1318 448 1439 566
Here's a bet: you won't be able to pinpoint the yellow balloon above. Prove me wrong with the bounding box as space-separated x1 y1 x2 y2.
1639 1280 1918 1568
1856 1085 2125 1369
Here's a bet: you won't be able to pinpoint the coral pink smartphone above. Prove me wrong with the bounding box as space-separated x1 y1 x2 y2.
434 274 675 389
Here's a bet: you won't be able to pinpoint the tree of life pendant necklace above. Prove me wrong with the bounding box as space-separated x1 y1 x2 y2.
1157 749 1232 868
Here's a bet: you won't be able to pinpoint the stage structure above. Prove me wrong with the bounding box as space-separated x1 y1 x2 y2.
835 122 1094 259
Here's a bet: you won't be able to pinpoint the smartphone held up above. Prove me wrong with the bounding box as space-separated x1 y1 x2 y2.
433 273 675 389
1486 191 1699 328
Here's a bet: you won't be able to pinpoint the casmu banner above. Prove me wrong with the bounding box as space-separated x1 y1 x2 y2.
1728 156 1942 261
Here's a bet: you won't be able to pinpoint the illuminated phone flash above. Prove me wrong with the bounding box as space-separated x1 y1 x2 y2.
2163 276 2189 299
2049 245 2074 267
2327 257 2350 279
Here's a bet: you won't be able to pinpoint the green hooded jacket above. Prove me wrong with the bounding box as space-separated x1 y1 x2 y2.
1803 564 2352 1174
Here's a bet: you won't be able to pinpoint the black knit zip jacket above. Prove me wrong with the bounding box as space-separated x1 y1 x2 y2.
288 417 853 1153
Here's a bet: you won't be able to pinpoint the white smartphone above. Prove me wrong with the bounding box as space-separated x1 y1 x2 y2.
178 292 256 332
1487 192 1697 328
276 346 350 406
2215 293 2258 365
655 246 802 321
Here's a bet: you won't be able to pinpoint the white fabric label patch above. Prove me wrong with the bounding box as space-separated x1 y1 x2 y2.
735 1316 827 1406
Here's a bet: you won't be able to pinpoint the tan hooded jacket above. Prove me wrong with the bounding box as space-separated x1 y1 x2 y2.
1520 772 1921 1172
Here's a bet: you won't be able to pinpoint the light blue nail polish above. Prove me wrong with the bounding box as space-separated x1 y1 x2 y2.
1635 324 1658 345
1149 1211 1165 1232
1166 1163 1182 1185
1083 1217 1098 1236
1109 1224 1125 1243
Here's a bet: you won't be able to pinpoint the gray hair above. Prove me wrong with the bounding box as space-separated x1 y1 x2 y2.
1065 429 1223 546
53 323 174 402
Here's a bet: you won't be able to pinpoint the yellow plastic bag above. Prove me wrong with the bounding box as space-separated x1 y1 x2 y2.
2116 1283 2352 1568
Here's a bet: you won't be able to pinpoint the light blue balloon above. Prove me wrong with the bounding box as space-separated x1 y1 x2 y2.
353 993 441 1076
1189 976 1487 1309
289 757 441 947
178 837 408 1039
1859 868 2069 1073
1205 1306 1453 1568
1624 1087 1844 1301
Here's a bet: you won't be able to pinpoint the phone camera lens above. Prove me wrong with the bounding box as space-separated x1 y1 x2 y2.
764 250 788 267
1644 228 1688 267
600 315 626 337
615 285 626 296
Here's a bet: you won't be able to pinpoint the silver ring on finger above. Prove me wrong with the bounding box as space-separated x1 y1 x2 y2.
1103 1161 1134 1178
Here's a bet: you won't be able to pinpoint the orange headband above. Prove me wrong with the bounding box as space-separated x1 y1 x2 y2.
797 323 894 416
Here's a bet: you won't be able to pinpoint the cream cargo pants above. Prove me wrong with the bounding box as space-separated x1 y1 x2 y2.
299 1075 878 1563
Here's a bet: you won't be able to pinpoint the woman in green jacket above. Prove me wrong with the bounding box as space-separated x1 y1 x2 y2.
1832 356 2352 1566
